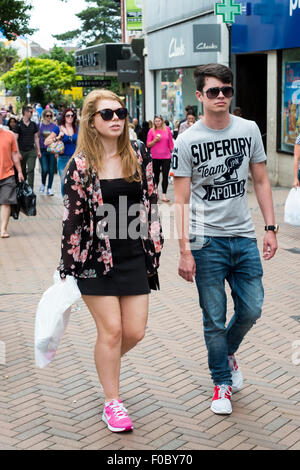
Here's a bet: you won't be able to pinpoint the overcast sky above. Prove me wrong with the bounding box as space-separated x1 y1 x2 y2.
29 0 86 50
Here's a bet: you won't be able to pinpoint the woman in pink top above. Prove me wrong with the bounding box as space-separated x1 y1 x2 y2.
147 115 174 202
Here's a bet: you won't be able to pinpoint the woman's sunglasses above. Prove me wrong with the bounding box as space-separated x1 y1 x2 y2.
45 114 52 118
93 108 128 121
203 86 234 99
65 113 74 118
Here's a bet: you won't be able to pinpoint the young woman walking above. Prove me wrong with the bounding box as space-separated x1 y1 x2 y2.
39 109 57 195
58 89 163 432
45 107 79 196
147 115 174 202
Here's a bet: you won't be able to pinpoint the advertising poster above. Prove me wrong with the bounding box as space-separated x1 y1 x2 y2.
126 0 142 31
282 62 300 149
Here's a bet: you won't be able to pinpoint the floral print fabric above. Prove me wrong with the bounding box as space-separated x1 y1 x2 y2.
58 141 163 279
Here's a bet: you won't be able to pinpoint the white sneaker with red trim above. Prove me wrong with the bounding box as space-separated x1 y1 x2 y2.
228 354 243 393
210 384 232 415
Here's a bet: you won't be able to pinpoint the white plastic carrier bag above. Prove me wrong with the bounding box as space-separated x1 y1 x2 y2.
284 187 300 226
34 270 81 368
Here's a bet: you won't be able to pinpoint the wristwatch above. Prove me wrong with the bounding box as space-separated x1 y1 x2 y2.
264 224 279 233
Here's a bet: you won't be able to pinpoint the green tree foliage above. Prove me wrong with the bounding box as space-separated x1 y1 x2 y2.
0 42 19 75
0 0 35 41
54 0 121 46
1 57 76 105
38 45 75 67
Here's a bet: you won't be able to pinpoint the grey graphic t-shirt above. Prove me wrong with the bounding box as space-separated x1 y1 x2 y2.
172 115 266 238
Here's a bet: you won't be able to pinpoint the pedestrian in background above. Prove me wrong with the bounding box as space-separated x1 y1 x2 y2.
44 107 78 196
172 120 180 140
14 105 41 190
233 107 242 117
293 134 300 187
0 113 24 238
178 111 196 134
173 63 278 416
39 109 57 196
58 89 163 433
178 105 193 134
132 117 141 136
128 123 137 141
137 121 150 145
7 117 18 132
147 115 174 202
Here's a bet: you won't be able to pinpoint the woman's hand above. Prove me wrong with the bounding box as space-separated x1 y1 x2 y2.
293 177 300 188
44 133 57 146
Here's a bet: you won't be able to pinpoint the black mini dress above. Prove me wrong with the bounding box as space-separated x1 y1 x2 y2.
77 178 150 296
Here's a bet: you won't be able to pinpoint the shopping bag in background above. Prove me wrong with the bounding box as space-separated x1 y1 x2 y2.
34 271 81 368
16 181 37 216
284 187 300 226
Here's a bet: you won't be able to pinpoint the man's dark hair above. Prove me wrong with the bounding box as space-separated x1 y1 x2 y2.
193 63 233 92
22 105 33 115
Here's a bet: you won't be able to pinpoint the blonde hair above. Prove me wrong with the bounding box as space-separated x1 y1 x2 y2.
42 109 54 123
153 115 166 131
73 89 141 182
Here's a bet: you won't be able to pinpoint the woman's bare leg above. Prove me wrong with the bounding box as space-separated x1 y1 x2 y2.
120 294 149 356
82 295 122 402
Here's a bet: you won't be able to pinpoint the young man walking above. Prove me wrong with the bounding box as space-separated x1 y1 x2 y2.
173 63 278 415
14 106 41 190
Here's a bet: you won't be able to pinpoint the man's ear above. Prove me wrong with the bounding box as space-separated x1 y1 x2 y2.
195 90 203 103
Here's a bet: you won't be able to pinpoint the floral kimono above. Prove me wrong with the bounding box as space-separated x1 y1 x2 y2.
58 141 163 287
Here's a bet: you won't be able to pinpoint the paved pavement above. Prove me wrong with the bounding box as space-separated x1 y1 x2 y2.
0 169 300 450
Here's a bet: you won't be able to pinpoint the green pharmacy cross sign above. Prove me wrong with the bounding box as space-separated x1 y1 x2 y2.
215 0 242 23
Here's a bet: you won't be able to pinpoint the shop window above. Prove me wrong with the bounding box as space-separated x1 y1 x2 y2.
156 67 200 126
280 50 300 153
160 69 183 123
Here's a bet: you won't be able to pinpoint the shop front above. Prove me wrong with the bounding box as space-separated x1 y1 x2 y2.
144 0 228 125
75 42 144 121
232 0 300 186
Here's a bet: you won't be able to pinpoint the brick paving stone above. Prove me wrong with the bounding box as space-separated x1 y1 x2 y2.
1 176 300 449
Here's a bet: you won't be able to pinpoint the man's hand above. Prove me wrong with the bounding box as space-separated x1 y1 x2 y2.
18 171 24 182
178 252 196 282
263 232 278 260
37 151 42 159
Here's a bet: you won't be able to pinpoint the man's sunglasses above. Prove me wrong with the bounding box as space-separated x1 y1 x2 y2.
93 108 128 121
203 86 234 99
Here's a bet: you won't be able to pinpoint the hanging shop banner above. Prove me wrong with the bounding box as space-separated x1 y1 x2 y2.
281 61 300 150
126 0 143 31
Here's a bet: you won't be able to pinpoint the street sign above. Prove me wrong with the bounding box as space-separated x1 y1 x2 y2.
215 0 242 23
76 79 112 88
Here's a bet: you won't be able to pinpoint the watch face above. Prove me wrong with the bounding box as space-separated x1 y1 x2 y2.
265 225 279 233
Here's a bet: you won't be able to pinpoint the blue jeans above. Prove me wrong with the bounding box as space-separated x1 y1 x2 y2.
191 236 264 386
40 149 55 189
57 155 71 196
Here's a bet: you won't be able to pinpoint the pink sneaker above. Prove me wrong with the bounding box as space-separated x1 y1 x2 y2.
102 399 133 432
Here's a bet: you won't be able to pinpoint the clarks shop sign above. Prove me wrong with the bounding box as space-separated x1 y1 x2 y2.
148 20 220 70
193 25 221 52
168 38 185 58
